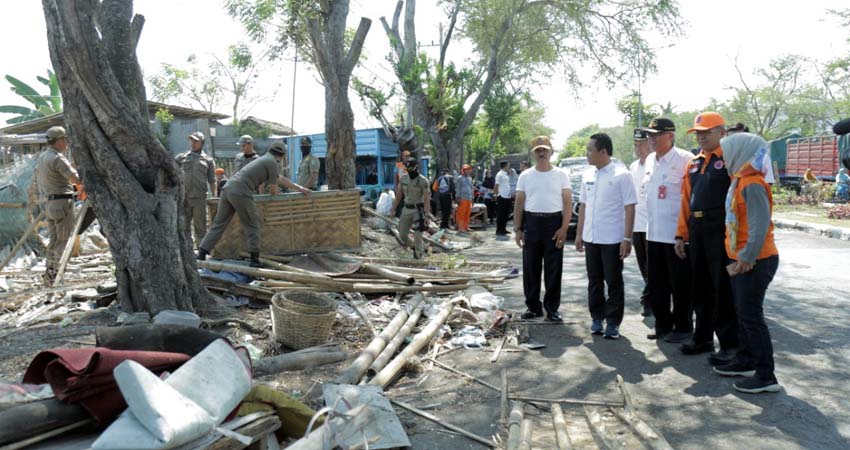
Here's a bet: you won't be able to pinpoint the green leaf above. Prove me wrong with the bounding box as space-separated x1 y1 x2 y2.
5 75 50 110
0 105 38 115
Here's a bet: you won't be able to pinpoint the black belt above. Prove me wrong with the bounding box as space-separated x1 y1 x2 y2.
691 208 724 219
404 203 424 209
47 194 74 200
525 211 561 217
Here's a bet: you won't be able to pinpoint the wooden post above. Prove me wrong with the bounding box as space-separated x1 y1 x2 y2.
334 294 424 385
53 199 91 286
367 305 423 377
369 300 455 388
0 210 45 273
551 404 573 450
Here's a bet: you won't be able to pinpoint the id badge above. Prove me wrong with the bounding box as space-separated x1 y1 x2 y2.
657 184 667 200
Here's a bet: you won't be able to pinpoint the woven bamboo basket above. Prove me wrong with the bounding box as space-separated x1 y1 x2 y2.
271 291 337 349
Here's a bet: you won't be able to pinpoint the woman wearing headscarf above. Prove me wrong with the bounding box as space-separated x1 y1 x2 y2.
835 168 849 202
711 133 780 394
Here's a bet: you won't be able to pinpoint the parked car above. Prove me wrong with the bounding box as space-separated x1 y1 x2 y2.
558 157 589 239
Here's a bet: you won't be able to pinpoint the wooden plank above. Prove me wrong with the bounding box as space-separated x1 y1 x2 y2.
206 416 281 450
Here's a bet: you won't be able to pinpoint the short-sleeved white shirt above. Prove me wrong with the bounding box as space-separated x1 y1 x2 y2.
516 166 571 213
495 170 511 199
643 147 694 244
629 159 650 233
580 162 638 244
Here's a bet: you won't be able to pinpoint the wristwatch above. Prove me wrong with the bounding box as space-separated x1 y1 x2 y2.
622 237 632 243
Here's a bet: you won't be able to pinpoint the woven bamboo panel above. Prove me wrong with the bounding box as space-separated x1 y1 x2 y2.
206 189 361 258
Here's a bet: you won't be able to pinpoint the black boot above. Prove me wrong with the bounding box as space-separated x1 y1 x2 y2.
197 248 209 261
249 252 262 268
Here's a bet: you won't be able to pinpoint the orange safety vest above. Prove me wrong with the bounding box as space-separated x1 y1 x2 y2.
724 175 778 261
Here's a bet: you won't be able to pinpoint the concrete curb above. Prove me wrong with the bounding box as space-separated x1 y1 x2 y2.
773 218 850 241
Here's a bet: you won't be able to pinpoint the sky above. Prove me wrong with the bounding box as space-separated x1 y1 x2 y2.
1 0 848 149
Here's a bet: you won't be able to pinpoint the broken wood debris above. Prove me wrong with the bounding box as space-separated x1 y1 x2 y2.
390 399 498 448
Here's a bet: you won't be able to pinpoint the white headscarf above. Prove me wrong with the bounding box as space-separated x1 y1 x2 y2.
720 133 770 252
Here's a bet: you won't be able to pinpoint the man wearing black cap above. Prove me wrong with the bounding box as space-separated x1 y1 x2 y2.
630 129 652 317
639 118 694 342
392 156 431 258
297 136 320 190
176 131 216 245
198 142 310 267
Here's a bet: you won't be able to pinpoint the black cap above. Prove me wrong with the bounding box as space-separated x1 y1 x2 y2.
727 122 749 133
300 136 312 145
633 129 648 140
406 156 419 166
268 142 286 155
638 117 676 134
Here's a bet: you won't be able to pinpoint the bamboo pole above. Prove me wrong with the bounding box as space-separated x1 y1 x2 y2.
500 369 509 429
509 395 624 408
253 350 348 377
334 294 424 385
369 300 455 388
251 254 332 278
518 415 533 450
506 402 524 450
390 400 497 448
198 260 354 289
0 419 94 450
53 199 91 286
0 202 26 208
613 375 674 450
361 263 415 285
259 280 475 294
584 406 626 450
0 210 45 272
366 305 423 377
361 206 453 251
551 404 574 450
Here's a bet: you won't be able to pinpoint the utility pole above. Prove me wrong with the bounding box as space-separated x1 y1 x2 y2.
289 52 298 179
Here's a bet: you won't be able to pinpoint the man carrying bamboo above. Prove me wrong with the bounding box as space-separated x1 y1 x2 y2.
35 126 81 285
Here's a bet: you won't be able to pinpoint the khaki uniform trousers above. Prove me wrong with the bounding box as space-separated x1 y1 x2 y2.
44 199 74 274
398 205 424 257
200 185 261 254
186 197 208 244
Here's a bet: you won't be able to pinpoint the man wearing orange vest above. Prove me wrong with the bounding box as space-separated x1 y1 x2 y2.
675 112 739 365
711 132 780 394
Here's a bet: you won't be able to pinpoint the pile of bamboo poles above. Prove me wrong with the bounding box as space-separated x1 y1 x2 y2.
198 254 512 298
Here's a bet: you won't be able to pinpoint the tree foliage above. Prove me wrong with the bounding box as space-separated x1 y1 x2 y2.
464 92 553 165
147 44 269 124
0 70 62 124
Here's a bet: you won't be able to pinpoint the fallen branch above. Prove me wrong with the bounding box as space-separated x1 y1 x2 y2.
391 399 497 448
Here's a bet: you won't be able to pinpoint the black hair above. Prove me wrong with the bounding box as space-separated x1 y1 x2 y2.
500 161 508 168
589 133 613 156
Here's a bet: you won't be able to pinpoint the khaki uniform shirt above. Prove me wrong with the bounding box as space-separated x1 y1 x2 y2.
235 152 259 172
175 150 215 198
297 154 320 189
400 173 429 206
228 153 279 195
36 146 78 197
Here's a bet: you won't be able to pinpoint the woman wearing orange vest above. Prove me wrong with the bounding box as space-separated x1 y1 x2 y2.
711 133 780 394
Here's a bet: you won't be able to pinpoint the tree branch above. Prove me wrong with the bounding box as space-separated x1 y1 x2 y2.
343 17 372 76
439 0 460 69
307 18 337 90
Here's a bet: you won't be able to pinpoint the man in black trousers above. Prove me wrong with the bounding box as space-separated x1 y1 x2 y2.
434 168 455 230
514 136 573 321
494 161 513 236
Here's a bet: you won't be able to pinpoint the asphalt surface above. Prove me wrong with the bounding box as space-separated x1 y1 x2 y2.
424 227 850 449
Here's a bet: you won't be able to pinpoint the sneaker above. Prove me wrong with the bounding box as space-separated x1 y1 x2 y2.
733 376 781 394
662 331 693 344
603 324 620 340
707 349 737 366
590 320 604 335
713 360 756 377
680 340 714 355
545 311 563 322
521 310 544 320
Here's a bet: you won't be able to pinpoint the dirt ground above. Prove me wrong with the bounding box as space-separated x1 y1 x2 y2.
2 222 848 449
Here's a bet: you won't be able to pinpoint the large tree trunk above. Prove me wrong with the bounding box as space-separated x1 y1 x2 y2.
324 91 357 190
42 0 211 314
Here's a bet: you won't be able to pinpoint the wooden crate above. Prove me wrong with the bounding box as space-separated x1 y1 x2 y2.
206 189 361 258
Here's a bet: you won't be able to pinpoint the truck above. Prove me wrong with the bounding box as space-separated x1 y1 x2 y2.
783 135 840 185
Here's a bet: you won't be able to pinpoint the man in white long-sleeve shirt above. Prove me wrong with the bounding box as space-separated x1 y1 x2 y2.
629 129 653 317
638 118 694 343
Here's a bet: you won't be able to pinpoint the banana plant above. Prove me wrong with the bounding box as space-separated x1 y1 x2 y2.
0 70 63 124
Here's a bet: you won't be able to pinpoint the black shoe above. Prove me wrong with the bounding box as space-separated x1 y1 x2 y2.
707 349 737 366
680 340 714 355
713 360 756 377
545 311 563 322
733 375 781 394
197 248 209 261
647 330 669 340
662 331 693 343
521 310 543 320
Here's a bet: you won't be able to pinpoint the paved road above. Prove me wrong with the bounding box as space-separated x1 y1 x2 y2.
429 228 850 449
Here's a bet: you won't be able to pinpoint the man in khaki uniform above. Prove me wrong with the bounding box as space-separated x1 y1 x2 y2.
297 136 320 190
175 132 216 244
235 135 259 172
392 157 431 259
35 126 81 284
198 142 310 267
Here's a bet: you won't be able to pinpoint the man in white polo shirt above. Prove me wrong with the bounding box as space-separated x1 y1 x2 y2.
575 133 637 339
514 136 573 321
639 117 695 342
630 129 653 317
494 161 513 236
